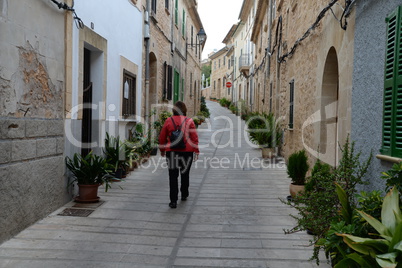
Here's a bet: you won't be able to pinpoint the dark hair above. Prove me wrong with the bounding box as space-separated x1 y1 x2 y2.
173 101 187 116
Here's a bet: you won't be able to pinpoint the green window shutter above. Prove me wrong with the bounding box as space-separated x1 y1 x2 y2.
175 0 178 25
174 70 180 103
182 10 186 37
382 6 402 158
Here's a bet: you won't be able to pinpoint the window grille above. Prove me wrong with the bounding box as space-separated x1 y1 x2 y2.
289 79 294 129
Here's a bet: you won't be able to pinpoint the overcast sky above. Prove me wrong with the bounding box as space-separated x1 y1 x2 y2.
197 0 244 60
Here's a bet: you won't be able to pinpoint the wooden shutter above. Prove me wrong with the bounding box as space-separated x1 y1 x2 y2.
167 65 173 100
163 62 167 99
382 6 402 157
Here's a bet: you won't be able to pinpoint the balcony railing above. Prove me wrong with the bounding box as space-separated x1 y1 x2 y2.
239 54 251 75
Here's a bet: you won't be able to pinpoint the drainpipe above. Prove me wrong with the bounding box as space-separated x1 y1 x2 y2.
144 0 150 126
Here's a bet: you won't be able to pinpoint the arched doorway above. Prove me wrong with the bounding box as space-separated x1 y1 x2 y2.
320 47 339 166
149 52 157 109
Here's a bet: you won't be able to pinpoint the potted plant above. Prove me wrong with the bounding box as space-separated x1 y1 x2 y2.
246 112 282 158
65 151 113 203
286 149 309 198
103 133 130 179
192 116 201 128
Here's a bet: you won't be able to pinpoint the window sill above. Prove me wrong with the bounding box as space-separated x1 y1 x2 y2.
376 154 402 163
119 118 137 123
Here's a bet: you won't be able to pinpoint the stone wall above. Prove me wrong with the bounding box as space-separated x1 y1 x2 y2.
0 0 67 243
210 49 230 101
145 0 203 117
268 0 355 167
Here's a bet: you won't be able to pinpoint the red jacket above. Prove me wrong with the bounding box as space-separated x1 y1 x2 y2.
159 115 199 154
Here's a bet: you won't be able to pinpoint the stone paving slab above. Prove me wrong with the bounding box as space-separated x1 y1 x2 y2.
0 101 330 267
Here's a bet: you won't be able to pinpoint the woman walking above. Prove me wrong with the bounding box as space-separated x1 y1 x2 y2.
159 101 200 208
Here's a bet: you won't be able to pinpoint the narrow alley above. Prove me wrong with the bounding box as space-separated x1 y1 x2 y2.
0 102 329 268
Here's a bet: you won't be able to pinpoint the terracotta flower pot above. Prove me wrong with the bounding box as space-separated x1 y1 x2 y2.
289 183 305 198
261 147 275 159
75 184 100 203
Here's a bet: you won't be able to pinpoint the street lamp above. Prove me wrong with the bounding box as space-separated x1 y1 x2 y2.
188 27 207 48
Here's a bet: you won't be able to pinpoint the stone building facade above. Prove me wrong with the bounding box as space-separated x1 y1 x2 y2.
0 0 68 243
244 0 356 167
238 0 257 111
209 47 230 100
142 0 205 117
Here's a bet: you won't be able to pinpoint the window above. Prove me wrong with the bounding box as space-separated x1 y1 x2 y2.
174 70 180 102
224 56 226 66
289 79 294 129
182 9 186 37
191 26 194 47
163 62 167 99
122 70 136 117
165 0 169 9
381 6 402 158
175 0 178 25
167 64 173 100
151 0 157 14
269 83 273 113
163 62 173 100
190 73 193 97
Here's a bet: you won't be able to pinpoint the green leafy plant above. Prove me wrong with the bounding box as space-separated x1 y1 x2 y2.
65 151 114 191
229 103 238 114
246 112 282 149
381 162 402 195
356 190 383 223
283 138 372 265
304 160 332 192
335 187 402 267
219 97 231 108
192 116 201 127
103 133 130 172
238 99 249 119
287 150 309 185
200 96 210 118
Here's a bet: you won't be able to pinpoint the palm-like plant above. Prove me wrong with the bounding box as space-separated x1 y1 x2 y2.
246 112 282 148
103 133 129 172
65 151 113 190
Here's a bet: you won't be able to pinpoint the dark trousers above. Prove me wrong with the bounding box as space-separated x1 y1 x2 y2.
166 151 194 202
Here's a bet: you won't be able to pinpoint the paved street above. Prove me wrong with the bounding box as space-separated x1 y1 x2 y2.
0 101 329 267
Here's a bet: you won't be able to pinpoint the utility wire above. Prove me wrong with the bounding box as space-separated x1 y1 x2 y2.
278 0 341 63
50 0 84 29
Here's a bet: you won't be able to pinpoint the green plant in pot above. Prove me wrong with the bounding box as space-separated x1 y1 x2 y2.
246 112 282 158
103 133 130 179
65 151 113 203
286 149 309 199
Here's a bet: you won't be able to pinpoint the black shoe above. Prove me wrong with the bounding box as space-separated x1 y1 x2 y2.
169 202 177 208
181 196 187 201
